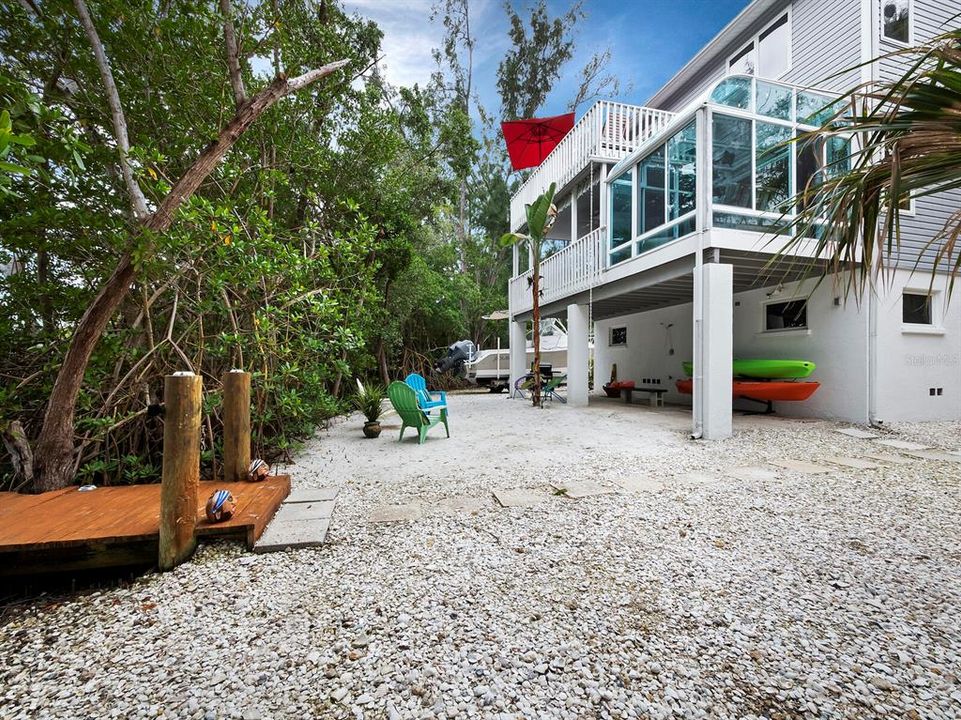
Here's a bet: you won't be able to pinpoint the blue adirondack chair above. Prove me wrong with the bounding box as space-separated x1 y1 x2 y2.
404 373 448 412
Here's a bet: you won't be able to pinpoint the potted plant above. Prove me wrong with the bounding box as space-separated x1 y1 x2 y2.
353 380 385 438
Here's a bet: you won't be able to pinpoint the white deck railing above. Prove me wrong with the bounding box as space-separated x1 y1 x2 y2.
510 227 605 315
510 102 675 230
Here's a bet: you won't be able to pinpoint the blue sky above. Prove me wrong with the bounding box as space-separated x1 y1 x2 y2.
343 0 750 117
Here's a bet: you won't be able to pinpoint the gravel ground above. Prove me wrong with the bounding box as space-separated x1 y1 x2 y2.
2 394 960 720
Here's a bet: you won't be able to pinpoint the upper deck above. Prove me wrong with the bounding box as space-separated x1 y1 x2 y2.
509 101 674 231
509 74 846 318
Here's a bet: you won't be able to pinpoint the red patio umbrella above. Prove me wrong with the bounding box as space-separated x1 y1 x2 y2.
501 112 575 171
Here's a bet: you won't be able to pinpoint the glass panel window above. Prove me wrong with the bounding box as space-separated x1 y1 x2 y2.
610 245 632 265
765 300 807 331
824 136 851 179
667 122 697 220
636 216 697 255
713 212 789 234
636 148 665 235
729 42 755 75
883 0 910 43
796 134 823 209
903 293 931 324
758 14 790 78
797 92 836 126
710 77 752 109
756 81 792 120
712 114 752 209
610 172 633 248
755 121 791 212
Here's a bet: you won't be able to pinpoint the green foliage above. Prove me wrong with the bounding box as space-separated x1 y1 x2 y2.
784 27 961 296
0 0 473 487
497 0 583 119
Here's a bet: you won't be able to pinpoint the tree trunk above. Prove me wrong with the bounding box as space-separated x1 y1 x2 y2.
531 255 541 408
31 65 347 493
376 338 390 386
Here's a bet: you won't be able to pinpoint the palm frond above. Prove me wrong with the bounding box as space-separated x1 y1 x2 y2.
777 26 961 299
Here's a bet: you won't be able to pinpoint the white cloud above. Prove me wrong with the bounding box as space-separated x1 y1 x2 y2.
342 0 442 89
343 0 505 95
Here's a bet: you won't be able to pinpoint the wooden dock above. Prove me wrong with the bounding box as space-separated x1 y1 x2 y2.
0 475 290 577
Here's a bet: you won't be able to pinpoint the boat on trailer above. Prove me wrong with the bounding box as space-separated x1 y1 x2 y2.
464 318 570 393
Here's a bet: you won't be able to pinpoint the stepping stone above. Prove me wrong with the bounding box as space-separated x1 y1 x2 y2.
864 452 916 465
369 504 423 523
287 487 339 503
823 456 880 470
769 459 833 474
904 450 961 463
614 475 666 493
254 517 330 553
726 466 779 482
874 439 930 451
835 428 880 439
672 471 719 484
275 500 336 522
432 496 488 515
550 481 614 499
492 489 548 508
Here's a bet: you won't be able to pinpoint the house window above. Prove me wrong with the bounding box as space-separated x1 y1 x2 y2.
610 327 628 346
756 121 791 212
610 172 633 255
667 122 697 220
882 0 910 44
636 147 666 235
712 114 753 208
765 299 807 331
903 292 931 325
758 14 791 78
728 13 791 79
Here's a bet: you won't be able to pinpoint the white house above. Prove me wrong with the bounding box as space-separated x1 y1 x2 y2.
507 0 961 438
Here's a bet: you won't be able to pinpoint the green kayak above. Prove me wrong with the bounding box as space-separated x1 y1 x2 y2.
682 359 816 379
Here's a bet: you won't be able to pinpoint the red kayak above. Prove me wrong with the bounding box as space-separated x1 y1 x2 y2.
675 379 820 401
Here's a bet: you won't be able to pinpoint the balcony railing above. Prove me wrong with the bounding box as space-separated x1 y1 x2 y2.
510 102 675 230
510 227 605 315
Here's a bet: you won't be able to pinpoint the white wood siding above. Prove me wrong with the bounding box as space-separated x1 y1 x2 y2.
782 0 861 90
878 0 961 272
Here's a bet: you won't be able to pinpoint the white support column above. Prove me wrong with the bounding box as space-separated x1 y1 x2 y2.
509 318 527 398
693 263 733 440
567 303 590 407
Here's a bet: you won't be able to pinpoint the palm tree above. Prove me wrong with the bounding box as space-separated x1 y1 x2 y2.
502 181 557 407
784 27 961 298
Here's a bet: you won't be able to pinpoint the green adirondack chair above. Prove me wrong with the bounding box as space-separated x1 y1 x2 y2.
387 381 450 444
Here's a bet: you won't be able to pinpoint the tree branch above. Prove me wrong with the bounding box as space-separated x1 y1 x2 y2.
73 0 150 220
219 0 247 109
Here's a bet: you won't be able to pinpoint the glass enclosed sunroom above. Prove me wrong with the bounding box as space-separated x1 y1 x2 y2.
508 74 851 440
606 74 848 267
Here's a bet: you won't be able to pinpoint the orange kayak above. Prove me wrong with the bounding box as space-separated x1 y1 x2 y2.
675 379 820 401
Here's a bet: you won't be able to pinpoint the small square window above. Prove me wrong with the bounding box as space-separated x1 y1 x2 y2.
765 300 807 331
610 327 628 346
882 0 910 43
902 293 931 325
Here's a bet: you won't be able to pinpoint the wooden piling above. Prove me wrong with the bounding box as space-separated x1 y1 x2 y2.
222 369 252 483
158 371 203 571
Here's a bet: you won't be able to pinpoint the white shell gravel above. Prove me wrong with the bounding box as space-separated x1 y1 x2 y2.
1 395 959 719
